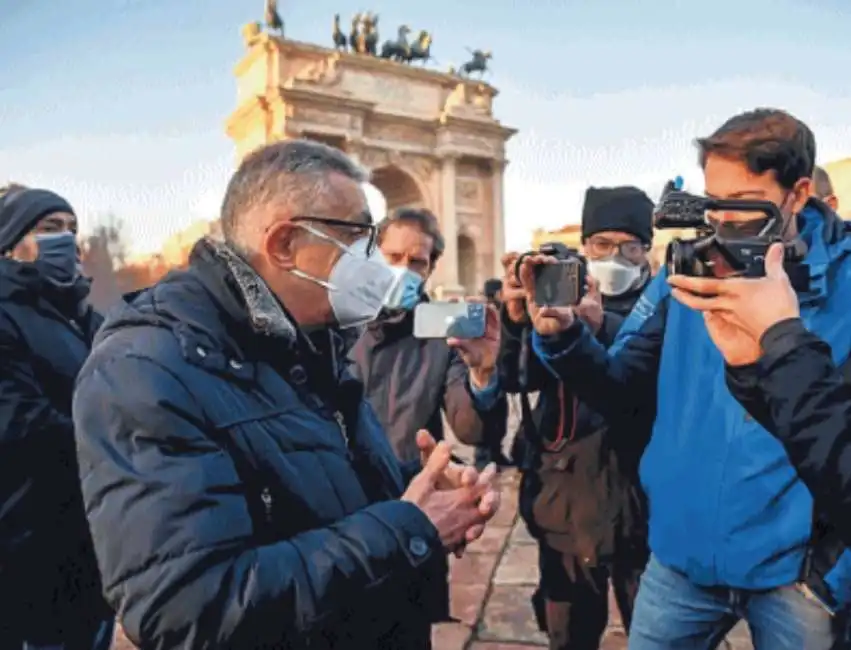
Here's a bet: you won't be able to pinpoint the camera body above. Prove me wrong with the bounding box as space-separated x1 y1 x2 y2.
654 184 804 279
515 242 588 307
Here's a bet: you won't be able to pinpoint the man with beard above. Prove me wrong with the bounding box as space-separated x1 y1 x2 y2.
0 187 113 650
499 186 654 649
72 140 500 650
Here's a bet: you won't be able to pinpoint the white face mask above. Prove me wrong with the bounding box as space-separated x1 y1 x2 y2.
289 226 405 329
586 257 645 297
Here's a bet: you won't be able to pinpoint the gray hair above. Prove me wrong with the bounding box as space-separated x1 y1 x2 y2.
813 165 834 199
220 139 368 248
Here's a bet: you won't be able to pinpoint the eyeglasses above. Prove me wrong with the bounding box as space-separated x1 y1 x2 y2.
585 237 649 262
292 215 377 256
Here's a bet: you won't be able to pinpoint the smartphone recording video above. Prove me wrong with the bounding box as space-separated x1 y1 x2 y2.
413 302 487 339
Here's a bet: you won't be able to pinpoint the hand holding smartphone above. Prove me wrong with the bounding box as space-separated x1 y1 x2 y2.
413 302 487 339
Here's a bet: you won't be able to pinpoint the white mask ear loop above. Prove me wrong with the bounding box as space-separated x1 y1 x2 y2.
288 224 373 291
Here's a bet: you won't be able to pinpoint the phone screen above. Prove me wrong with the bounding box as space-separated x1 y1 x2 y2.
413 302 487 339
534 260 585 307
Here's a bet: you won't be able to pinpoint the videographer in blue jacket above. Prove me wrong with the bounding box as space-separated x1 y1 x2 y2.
516 108 851 649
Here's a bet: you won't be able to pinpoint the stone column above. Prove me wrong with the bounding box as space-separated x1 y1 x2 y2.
491 159 507 277
440 154 462 295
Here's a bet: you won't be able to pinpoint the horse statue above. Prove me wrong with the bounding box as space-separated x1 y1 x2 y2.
264 0 284 37
459 49 491 77
332 14 347 50
349 13 363 52
363 13 380 56
380 25 411 62
407 30 433 64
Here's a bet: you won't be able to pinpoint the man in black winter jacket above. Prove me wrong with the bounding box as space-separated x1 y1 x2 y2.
499 186 654 650
0 187 113 650
72 140 501 650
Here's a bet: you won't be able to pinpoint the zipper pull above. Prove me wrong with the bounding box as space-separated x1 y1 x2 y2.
334 411 349 447
260 487 273 523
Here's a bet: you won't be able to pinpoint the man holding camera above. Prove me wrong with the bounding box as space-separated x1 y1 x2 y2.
518 109 851 649
349 207 506 467
500 186 654 650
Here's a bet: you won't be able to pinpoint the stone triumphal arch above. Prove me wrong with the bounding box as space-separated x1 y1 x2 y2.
225 27 516 296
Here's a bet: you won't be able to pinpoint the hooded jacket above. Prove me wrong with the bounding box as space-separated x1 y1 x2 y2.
72 239 448 650
0 260 107 640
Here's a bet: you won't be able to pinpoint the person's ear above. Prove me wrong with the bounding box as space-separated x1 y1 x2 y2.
790 177 812 215
262 222 299 270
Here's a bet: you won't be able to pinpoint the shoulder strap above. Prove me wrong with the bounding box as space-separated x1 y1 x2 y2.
841 353 851 382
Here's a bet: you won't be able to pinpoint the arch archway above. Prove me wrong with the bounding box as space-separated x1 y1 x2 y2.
370 165 426 215
458 234 477 295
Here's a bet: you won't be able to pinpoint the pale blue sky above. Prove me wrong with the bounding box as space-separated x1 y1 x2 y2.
2 0 851 254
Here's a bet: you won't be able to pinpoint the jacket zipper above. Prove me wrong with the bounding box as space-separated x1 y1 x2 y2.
334 410 349 448
260 487 273 524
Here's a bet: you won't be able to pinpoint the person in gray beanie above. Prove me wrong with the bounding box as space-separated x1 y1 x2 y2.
0 188 113 650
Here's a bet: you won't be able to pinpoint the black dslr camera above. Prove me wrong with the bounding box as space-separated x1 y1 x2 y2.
654 181 805 280
514 242 587 307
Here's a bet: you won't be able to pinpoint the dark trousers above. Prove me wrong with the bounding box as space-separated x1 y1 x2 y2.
0 616 114 650
533 542 647 650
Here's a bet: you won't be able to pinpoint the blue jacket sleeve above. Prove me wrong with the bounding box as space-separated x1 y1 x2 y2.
73 353 442 650
726 318 851 548
530 273 669 424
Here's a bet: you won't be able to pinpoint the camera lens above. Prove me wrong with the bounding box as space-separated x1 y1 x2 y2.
666 239 694 276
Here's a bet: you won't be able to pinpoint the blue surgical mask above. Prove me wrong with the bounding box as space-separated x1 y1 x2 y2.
34 232 80 286
386 267 424 311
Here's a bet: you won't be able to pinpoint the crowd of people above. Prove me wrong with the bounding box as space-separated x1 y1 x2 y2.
1 106 850 650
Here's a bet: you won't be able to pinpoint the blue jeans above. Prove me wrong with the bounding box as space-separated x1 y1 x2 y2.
629 555 838 650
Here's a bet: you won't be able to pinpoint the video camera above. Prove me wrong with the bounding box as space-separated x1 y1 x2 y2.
654 180 805 280
514 242 587 307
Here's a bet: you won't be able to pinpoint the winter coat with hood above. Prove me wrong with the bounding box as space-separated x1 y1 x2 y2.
72 239 449 650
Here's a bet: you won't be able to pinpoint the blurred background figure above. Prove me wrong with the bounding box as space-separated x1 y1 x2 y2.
0 187 113 650
812 165 840 212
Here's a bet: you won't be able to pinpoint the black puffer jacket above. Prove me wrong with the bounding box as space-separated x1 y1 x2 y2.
72 239 448 650
501 287 652 566
0 261 108 641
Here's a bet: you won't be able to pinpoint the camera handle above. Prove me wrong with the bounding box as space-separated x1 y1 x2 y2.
512 242 576 284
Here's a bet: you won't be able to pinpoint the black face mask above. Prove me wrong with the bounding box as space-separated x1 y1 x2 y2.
33 232 81 286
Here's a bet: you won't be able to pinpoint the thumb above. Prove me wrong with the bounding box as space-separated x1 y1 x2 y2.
765 243 787 279
420 440 451 479
585 274 600 300
416 429 437 454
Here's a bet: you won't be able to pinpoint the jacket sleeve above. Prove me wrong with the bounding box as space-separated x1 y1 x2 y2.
530 272 669 424
0 311 75 447
73 352 443 650
442 349 489 445
725 318 851 547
